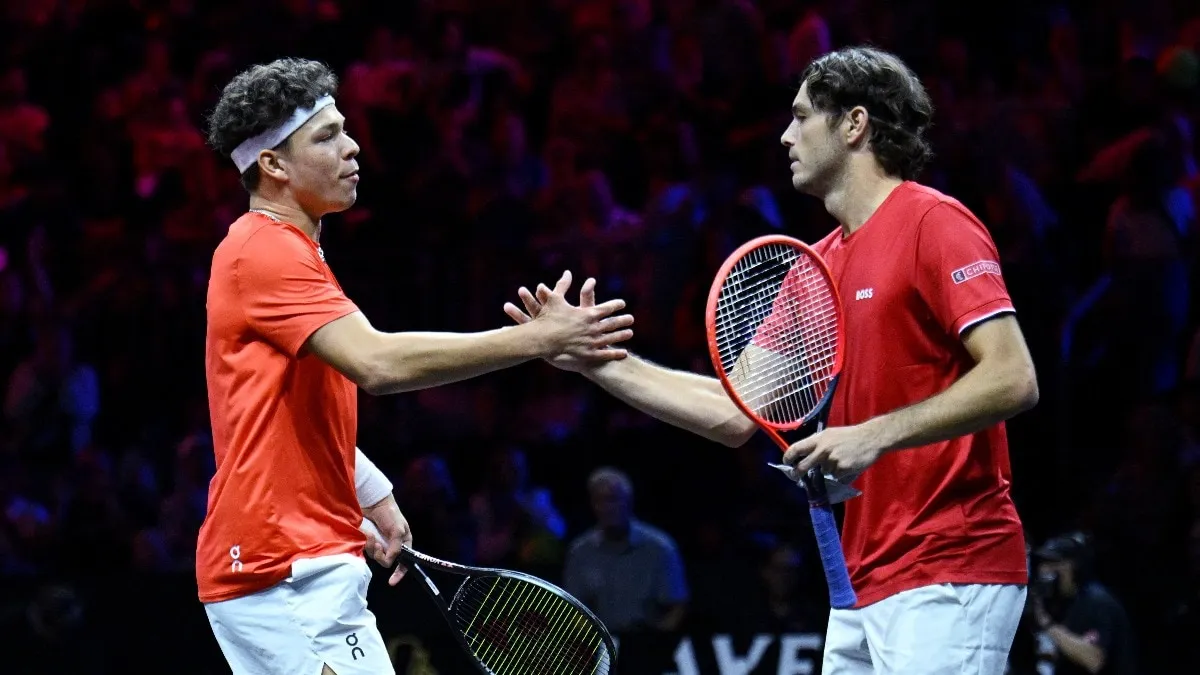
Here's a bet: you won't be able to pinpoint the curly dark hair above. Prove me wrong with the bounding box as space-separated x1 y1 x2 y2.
206 58 339 192
801 46 934 180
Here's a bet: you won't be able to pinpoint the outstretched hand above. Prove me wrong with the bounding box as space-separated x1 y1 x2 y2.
504 275 633 372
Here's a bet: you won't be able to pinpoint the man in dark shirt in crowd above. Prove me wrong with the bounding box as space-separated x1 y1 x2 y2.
562 467 689 633
1030 532 1136 675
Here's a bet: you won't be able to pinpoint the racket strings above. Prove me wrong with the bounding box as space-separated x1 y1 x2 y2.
453 575 612 674
726 288 839 404
727 295 839 419
713 251 838 363
716 277 836 347
713 243 840 425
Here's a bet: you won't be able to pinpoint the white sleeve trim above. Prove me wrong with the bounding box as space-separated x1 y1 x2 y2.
957 307 1016 336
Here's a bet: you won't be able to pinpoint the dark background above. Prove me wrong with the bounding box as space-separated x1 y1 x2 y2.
1 0 1199 672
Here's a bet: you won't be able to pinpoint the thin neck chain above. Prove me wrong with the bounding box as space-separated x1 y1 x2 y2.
249 209 325 262
249 208 282 222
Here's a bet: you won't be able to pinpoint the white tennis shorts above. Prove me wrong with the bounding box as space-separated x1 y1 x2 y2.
823 583 1027 675
204 553 395 675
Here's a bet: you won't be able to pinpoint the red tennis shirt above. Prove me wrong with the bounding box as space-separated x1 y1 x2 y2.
811 182 1029 607
196 212 365 603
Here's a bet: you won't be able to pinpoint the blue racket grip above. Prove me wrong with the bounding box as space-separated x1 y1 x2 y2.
809 502 857 609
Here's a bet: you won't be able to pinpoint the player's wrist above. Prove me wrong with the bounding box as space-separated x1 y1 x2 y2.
857 415 898 456
508 321 553 359
580 354 625 381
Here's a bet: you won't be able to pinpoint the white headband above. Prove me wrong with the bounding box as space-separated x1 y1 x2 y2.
230 94 336 173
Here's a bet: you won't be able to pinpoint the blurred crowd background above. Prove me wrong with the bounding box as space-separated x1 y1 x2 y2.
1 0 1200 672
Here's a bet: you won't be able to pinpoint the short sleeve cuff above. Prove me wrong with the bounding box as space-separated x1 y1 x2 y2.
953 299 1015 336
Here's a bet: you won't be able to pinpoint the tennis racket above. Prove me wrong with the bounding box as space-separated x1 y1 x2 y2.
397 546 618 675
704 234 856 609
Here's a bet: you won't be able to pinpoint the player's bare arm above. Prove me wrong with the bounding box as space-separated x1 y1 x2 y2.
783 314 1038 476
583 352 759 447
504 277 758 448
309 271 634 395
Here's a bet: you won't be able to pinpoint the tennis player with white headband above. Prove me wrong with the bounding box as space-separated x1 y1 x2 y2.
228 93 336 173
198 57 634 675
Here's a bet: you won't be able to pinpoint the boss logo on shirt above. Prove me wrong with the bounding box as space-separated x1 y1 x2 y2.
854 288 874 300
950 260 1001 285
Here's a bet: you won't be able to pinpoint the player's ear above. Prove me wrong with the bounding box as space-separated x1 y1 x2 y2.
844 106 870 146
257 149 289 182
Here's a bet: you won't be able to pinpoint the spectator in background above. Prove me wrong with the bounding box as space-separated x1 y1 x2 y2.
1030 532 1136 675
1090 403 1188 612
57 450 132 574
131 430 213 572
468 445 566 571
0 66 49 164
0 456 52 573
563 467 688 633
400 455 476 565
743 539 822 634
1101 132 1193 397
0 268 32 404
1 584 107 674
681 499 824 636
4 320 99 463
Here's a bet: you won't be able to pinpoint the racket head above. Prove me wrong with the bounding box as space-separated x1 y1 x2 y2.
400 547 617 675
450 569 616 675
705 235 846 432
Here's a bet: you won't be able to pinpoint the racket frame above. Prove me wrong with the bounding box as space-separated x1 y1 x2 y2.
703 234 857 609
704 234 846 436
396 546 619 674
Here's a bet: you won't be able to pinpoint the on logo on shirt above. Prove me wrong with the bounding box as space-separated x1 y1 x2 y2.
950 260 1002 285
230 545 243 573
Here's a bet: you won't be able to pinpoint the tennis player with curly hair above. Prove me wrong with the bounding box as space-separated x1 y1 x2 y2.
199 57 634 675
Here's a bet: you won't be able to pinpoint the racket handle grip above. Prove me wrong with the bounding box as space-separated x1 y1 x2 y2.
809 503 857 610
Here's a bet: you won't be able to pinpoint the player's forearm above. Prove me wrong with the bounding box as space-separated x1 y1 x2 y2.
862 356 1038 453
584 354 757 447
1046 625 1106 673
364 324 545 394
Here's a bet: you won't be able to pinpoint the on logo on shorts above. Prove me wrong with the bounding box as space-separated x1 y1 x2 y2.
347 632 365 660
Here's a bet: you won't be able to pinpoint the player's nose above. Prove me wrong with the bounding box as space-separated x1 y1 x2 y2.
781 119 798 147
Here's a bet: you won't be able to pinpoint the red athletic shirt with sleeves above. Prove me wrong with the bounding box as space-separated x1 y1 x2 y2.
808 182 1028 607
196 212 365 603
